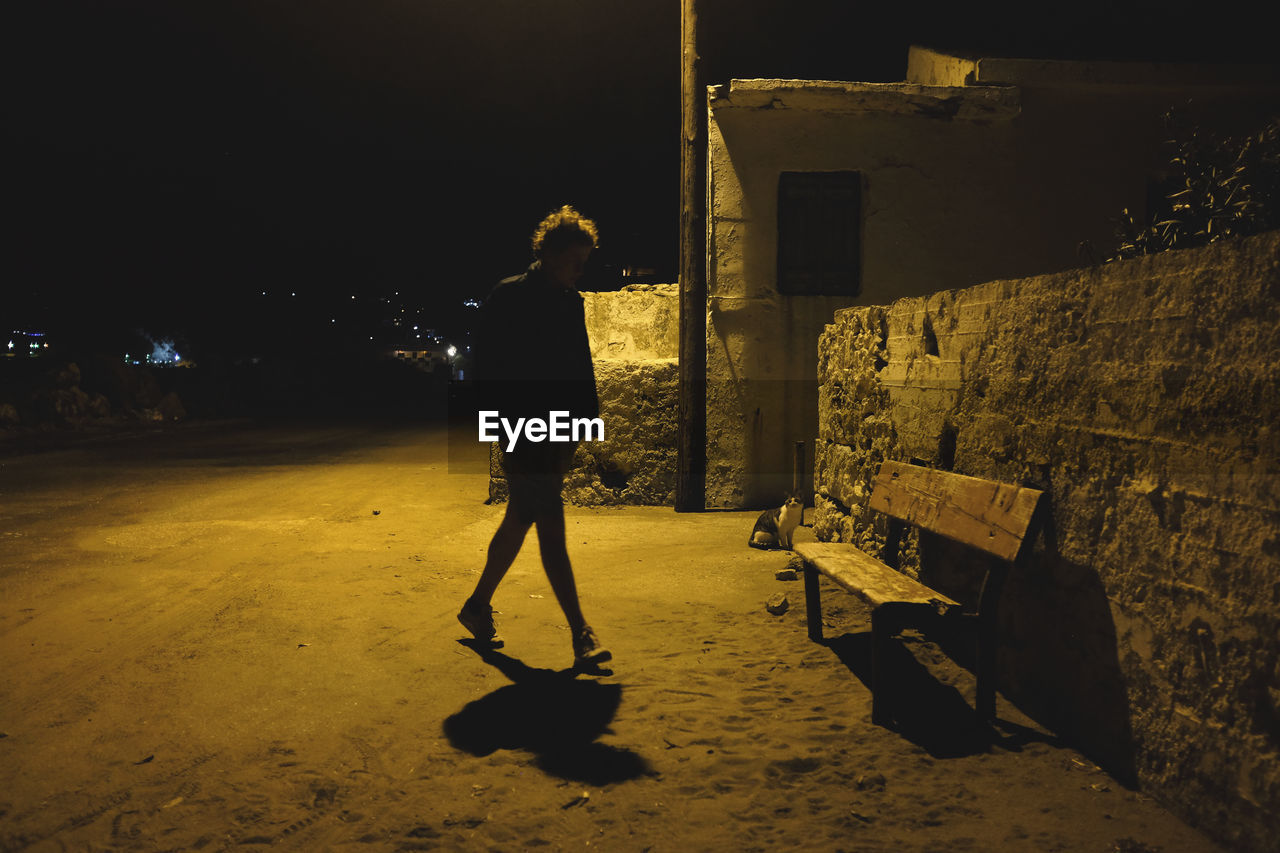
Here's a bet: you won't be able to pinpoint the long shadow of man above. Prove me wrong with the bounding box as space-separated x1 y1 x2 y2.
443 641 651 786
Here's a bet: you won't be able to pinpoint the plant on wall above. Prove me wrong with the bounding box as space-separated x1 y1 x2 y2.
1108 111 1280 261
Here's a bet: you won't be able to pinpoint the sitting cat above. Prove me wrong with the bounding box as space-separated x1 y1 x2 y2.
748 494 803 550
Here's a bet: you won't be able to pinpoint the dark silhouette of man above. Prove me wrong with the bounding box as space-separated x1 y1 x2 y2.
458 205 610 668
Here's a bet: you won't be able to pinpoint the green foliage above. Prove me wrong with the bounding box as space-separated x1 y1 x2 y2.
1109 111 1280 262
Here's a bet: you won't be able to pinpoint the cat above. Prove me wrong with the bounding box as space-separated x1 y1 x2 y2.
748 494 803 550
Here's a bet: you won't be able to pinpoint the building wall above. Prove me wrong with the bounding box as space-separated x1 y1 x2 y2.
707 82 1020 508
706 72 1280 509
813 231 1280 853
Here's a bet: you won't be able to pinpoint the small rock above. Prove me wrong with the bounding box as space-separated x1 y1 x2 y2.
855 771 887 791
443 815 487 828
766 593 789 615
775 568 798 581
561 790 590 809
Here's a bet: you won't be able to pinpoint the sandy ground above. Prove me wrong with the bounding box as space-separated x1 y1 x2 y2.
0 421 1225 852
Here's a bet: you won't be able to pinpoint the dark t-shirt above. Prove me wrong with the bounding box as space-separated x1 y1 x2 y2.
476 262 600 446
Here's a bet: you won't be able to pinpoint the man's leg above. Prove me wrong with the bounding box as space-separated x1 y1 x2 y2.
470 503 532 606
535 507 610 665
458 504 532 645
532 508 586 632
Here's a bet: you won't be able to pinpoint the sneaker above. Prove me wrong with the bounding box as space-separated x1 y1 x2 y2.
458 599 503 647
572 625 612 667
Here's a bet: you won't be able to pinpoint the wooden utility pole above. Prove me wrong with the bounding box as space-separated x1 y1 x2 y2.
677 0 706 512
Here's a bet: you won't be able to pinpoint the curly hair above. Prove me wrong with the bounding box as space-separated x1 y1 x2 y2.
531 205 599 257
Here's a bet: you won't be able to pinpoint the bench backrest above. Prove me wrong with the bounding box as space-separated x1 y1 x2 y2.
868 460 1043 563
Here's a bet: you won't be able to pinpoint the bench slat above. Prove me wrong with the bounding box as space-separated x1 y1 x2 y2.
795 542 960 611
869 461 1042 562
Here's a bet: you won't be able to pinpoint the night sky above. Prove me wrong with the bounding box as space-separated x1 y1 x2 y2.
10 0 1276 359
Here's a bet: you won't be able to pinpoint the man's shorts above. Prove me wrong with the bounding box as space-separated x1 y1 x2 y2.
501 441 577 524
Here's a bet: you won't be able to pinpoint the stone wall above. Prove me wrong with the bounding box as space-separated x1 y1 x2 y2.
488 284 679 506
814 232 1280 853
582 283 678 362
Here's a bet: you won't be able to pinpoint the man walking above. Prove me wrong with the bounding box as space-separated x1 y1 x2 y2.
458 205 611 668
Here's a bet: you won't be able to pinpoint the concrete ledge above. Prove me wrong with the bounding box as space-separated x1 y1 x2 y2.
907 43 1280 90
710 79 1020 121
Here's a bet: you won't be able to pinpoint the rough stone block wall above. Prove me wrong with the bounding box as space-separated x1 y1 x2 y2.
489 284 679 507
582 283 679 361
813 231 1280 853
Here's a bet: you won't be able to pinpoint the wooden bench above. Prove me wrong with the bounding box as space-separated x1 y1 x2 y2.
795 460 1044 727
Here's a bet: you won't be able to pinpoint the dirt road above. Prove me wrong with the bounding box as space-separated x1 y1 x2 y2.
0 422 1223 851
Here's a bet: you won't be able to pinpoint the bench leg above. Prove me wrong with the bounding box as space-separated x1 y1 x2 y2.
803 565 823 642
870 605 897 728
974 563 1007 722
870 603 936 728
976 612 998 721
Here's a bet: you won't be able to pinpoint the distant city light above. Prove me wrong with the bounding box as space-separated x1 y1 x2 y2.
6 341 11 351
447 345 457 358
148 336 180 366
